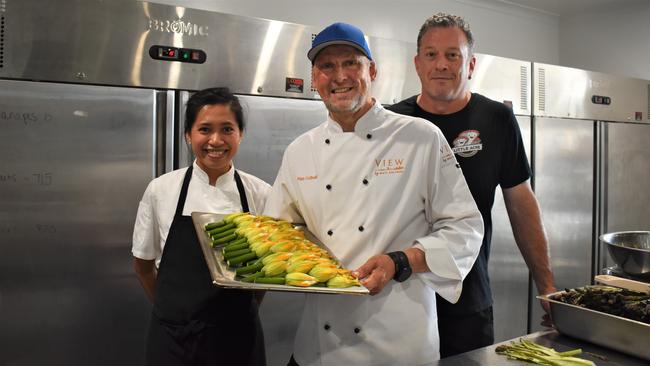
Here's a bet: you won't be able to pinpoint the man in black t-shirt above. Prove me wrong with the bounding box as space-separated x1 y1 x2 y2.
388 13 556 358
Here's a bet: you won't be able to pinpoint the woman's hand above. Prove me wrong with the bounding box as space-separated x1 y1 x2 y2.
134 258 157 303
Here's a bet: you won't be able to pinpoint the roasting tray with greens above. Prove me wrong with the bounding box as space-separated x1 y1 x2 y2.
191 211 369 295
550 285 649 324
539 285 650 360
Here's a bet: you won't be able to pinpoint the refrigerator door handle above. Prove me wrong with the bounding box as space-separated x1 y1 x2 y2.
154 90 175 176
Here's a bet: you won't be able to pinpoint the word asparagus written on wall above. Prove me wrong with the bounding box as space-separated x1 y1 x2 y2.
1 110 53 125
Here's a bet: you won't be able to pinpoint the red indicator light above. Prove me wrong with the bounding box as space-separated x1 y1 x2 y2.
169 50 175 56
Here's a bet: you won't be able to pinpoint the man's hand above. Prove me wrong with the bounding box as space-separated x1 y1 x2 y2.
539 286 557 327
353 254 395 295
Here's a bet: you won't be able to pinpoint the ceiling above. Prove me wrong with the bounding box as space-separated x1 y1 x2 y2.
494 0 649 16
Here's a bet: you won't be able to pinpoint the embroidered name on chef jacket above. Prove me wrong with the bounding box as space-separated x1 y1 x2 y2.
452 129 483 158
374 158 405 176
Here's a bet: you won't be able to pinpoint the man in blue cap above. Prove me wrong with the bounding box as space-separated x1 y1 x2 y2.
264 22 483 365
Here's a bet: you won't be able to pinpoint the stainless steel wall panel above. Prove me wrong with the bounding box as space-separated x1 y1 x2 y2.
368 36 420 104
530 117 595 332
534 63 649 123
469 55 531 116
489 116 532 341
0 80 154 365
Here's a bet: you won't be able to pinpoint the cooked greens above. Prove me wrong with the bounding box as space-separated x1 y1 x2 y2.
551 285 650 324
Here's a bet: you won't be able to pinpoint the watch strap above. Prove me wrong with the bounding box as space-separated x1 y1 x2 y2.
386 251 412 282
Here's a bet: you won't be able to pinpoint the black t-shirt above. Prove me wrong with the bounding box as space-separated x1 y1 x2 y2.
388 93 531 314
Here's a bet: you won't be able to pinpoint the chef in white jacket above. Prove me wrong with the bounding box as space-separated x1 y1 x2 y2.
264 22 483 366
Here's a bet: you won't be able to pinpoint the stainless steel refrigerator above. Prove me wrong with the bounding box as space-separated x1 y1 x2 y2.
529 62 650 332
468 54 533 342
0 1 413 365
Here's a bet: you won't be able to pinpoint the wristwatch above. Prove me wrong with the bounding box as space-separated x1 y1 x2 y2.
386 251 412 282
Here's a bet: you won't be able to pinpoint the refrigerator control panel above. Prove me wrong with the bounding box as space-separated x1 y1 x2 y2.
149 45 206 64
591 95 611 105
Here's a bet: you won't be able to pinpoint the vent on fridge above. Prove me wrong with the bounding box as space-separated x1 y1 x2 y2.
537 67 546 112
310 33 317 93
1 0 5 69
520 65 528 111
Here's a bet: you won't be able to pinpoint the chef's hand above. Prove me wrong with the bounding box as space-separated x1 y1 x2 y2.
353 254 395 295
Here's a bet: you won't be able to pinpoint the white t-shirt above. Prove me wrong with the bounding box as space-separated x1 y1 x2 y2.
131 161 271 267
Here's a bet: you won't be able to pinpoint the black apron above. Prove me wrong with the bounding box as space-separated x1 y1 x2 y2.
146 166 265 366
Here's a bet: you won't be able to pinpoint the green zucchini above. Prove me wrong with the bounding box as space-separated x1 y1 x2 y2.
223 242 250 253
236 262 264 276
207 222 235 236
227 252 257 267
204 220 226 231
210 227 236 240
212 233 237 246
223 248 252 260
254 277 286 285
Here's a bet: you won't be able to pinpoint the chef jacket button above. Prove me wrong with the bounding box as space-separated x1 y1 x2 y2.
324 323 331 331
327 230 333 236
358 226 364 232
325 138 330 144
326 184 332 190
354 327 361 334
366 133 372 139
362 178 368 185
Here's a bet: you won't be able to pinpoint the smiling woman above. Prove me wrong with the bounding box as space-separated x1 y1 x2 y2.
131 87 271 365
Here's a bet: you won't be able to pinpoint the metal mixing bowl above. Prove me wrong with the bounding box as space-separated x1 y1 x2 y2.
600 231 650 277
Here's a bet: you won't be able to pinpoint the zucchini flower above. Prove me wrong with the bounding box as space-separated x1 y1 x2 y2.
308 264 339 282
287 253 319 265
232 214 255 225
270 240 298 253
261 252 293 266
287 260 317 274
285 273 318 287
223 212 247 223
327 274 360 288
252 240 275 257
262 260 287 277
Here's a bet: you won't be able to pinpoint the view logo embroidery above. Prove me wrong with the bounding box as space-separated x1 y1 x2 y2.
297 175 318 181
452 130 483 158
374 158 405 176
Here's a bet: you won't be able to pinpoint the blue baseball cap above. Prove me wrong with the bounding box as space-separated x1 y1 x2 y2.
308 22 373 62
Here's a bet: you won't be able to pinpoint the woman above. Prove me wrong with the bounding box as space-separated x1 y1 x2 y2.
132 87 270 366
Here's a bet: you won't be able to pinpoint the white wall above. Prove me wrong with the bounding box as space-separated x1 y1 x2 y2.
560 3 650 80
148 0 560 64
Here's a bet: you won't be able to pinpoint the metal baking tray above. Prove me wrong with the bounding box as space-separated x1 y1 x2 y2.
538 291 650 360
191 212 369 295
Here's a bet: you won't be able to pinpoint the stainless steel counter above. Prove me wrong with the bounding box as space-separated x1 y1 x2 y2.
432 329 648 366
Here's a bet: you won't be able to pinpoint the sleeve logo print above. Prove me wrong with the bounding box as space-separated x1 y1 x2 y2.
452 130 483 158
374 158 405 176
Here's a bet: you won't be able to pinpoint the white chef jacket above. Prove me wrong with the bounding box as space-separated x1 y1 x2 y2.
132 161 271 267
264 101 483 366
